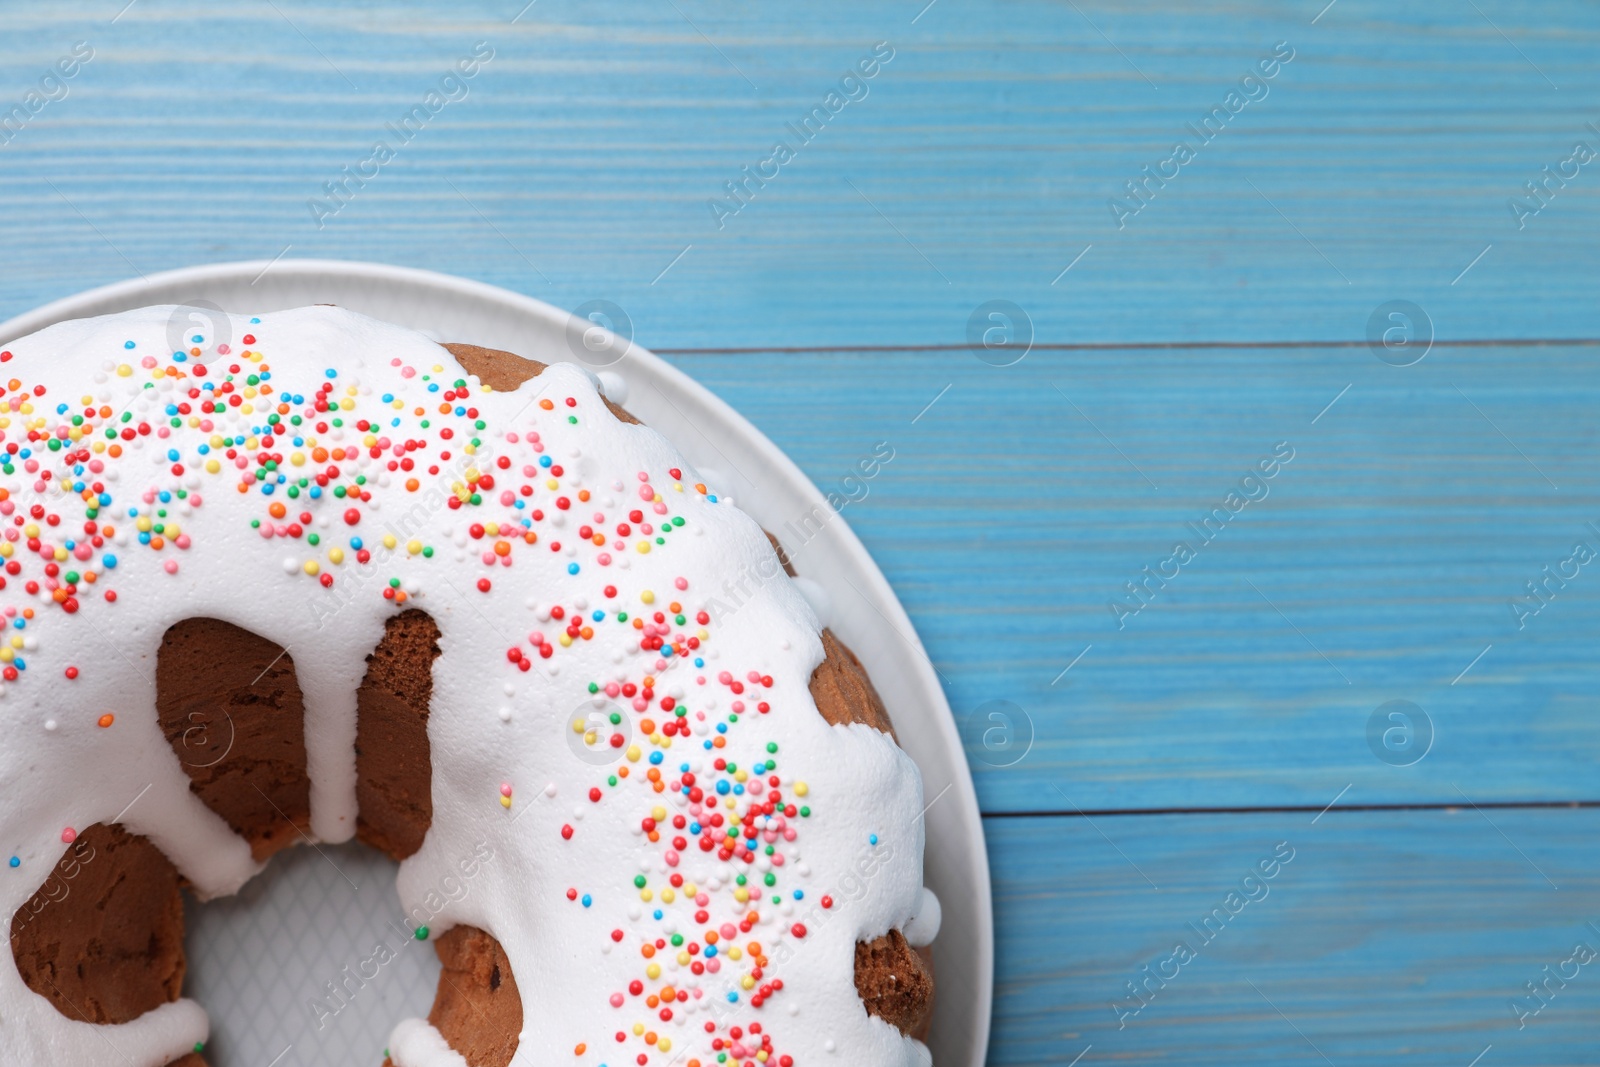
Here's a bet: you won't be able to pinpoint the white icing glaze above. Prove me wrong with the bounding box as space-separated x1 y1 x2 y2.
902 888 942 948
0 307 930 1067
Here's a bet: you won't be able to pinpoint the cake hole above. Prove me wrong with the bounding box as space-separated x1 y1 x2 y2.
157 618 311 863
184 840 441 1066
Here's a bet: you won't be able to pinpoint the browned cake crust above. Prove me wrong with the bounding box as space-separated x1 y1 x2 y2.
855 929 936 1035
11 337 934 1065
9 823 186 1025
156 618 312 862
393 925 524 1067
356 609 442 860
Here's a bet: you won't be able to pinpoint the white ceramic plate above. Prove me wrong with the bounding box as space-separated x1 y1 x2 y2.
0 261 992 1067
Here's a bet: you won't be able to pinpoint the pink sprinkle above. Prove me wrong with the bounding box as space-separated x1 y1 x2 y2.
609 993 624 1008
674 577 688 590
163 560 179 575
60 827 75 844
638 484 654 500
500 782 513 797
216 344 231 355
636 471 648 481
720 923 737 940
401 366 416 378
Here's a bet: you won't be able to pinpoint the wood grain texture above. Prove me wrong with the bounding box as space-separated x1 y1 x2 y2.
0 1 1595 349
987 809 1600 1066
2 2 1596 1064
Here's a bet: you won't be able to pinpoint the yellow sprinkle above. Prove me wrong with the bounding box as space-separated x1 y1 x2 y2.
652 806 666 821
641 888 654 902
545 478 559 490
632 1024 645 1037
9 635 22 649
290 452 305 467
727 946 743 961
662 888 676 904
658 1038 672 1053
382 534 397 550
636 542 651 554
734 887 750 903
571 719 587 734
500 795 512 808
640 590 655 604
116 364 132 377
734 769 748 783
53 547 67 562
740 975 756 990
328 548 345 565
303 560 320 575
406 539 423 556
23 523 38 538
626 745 641 762
559 633 573 647
794 781 809 797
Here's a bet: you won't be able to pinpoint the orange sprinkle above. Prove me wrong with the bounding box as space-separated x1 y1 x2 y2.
97 714 114 728
269 502 287 518
574 1045 586 1056
539 399 554 410
405 478 420 492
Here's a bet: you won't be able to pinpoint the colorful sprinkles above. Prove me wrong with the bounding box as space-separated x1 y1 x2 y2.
3 314 849 1066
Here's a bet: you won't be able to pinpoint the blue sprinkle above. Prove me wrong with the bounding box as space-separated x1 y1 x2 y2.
325 369 337 378
191 334 203 344
55 403 68 415
726 992 739 1003
870 834 879 846
539 455 552 468
7 856 17 868
250 317 260 323
102 554 117 569
124 341 135 350
581 894 592 908
649 751 663 765
653 908 663 920
567 563 580 575
715 780 730 795
694 657 704 668
350 537 363 550
793 890 804 900
679 763 690 773
591 610 605 622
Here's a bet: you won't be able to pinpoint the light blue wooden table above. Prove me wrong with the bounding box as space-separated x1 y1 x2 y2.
5 2 1599 1063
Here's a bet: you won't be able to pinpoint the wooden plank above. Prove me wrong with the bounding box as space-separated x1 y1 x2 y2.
671 344 1600 812
986 808 1600 1066
0 0 1596 348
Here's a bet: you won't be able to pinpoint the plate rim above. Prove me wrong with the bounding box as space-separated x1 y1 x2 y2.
0 258 994 1066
